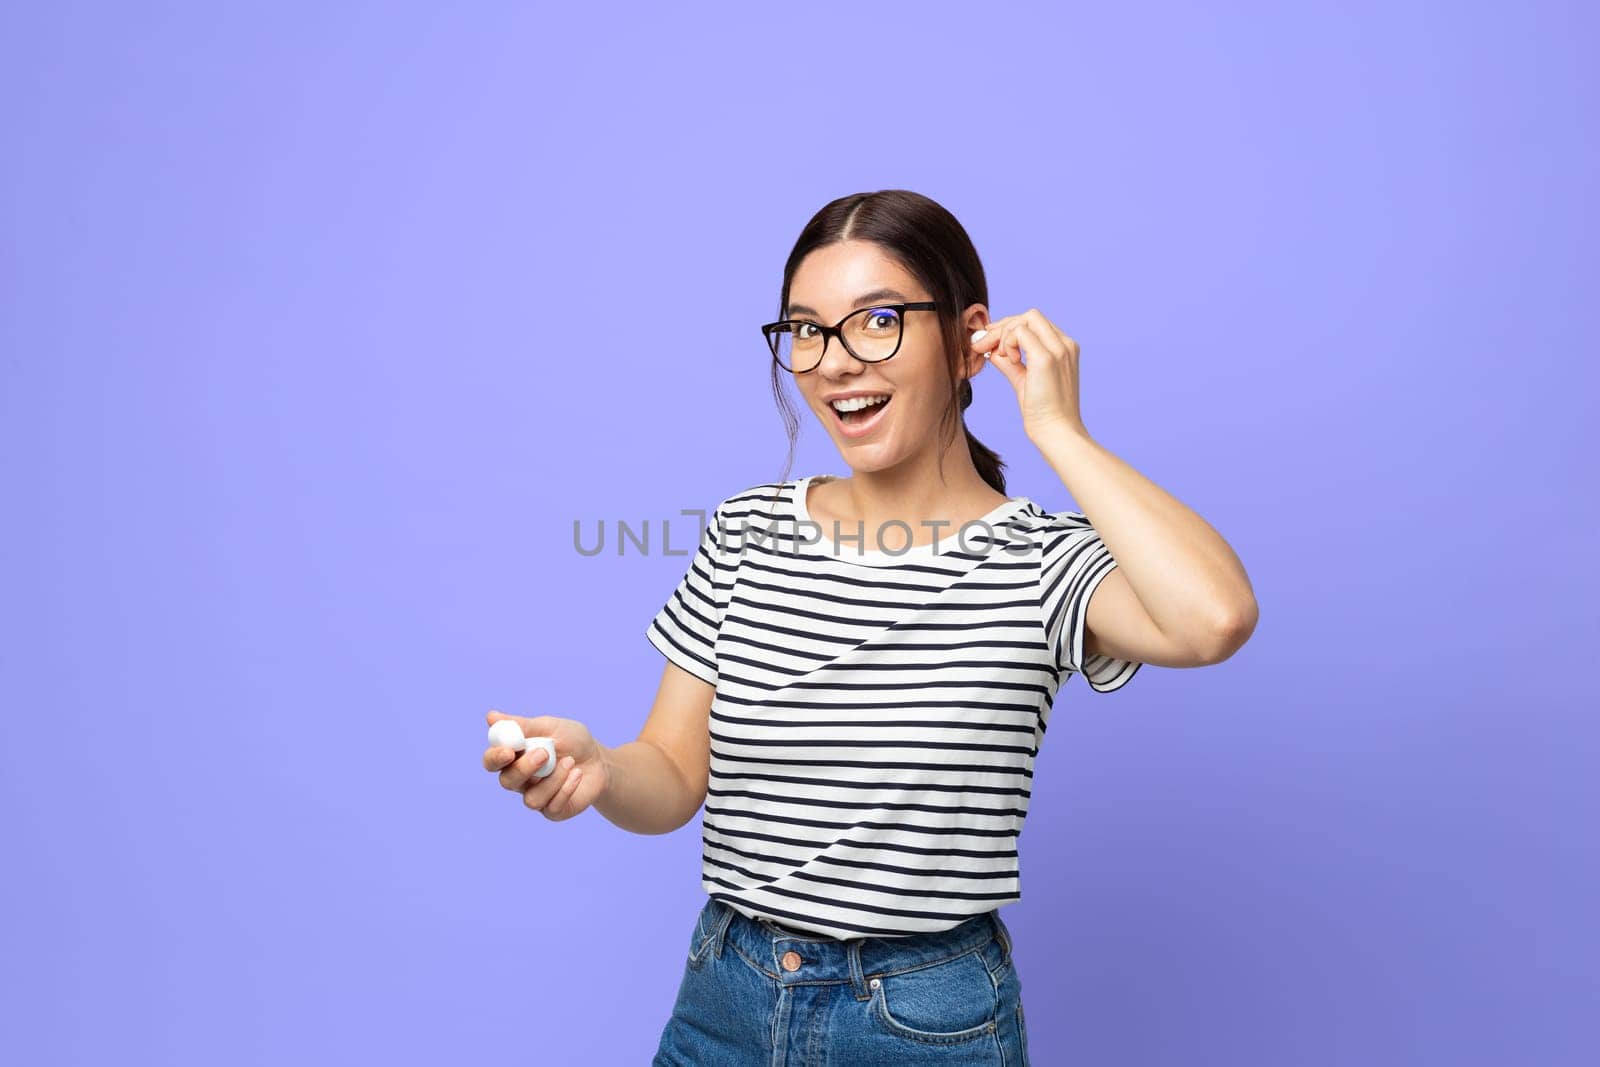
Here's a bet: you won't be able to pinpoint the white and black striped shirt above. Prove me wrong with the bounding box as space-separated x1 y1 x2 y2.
645 474 1142 939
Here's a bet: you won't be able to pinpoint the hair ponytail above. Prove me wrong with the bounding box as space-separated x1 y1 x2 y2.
959 378 1007 493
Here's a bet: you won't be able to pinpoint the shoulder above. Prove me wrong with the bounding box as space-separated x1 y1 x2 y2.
1006 503 1113 591
1014 502 1096 542
702 480 794 556
1000 499 1085 545
713 480 792 525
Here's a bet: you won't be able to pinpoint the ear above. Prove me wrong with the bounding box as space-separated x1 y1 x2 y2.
959 303 992 380
961 302 992 338
961 346 990 382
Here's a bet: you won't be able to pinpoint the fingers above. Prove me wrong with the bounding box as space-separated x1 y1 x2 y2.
991 319 1034 366
971 322 1006 355
484 707 552 777
973 322 1024 368
1018 310 1075 359
521 755 582 818
1012 320 1062 363
994 322 1055 366
488 708 555 732
486 708 528 730
997 324 1021 363
533 757 586 820
496 742 555 792
482 708 586 819
973 310 1072 363
973 313 1015 339
972 312 1025 349
1025 308 1072 349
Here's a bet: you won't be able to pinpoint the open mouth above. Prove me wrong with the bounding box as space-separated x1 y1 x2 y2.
831 395 893 433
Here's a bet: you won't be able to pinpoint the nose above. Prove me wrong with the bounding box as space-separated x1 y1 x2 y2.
813 332 866 377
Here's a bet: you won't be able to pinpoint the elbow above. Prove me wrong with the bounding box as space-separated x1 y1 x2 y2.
1198 597 1258 664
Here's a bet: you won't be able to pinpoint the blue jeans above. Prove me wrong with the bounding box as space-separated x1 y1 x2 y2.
653 896 1031 1066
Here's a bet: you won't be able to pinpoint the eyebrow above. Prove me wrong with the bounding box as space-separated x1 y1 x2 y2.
785 287 912 319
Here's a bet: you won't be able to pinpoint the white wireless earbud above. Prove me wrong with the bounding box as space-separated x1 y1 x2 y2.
487 718 558 778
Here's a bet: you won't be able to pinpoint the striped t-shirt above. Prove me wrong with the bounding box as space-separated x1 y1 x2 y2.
645 474 1142 939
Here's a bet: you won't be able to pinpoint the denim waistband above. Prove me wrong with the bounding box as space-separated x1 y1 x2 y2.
694 896 1014 997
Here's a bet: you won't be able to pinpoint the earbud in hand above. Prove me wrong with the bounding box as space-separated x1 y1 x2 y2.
487 718 557 778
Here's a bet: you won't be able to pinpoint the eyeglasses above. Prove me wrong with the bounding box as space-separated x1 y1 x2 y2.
760 301 939 373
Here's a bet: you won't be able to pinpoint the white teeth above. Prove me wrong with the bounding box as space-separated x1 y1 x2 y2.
830 395 890 413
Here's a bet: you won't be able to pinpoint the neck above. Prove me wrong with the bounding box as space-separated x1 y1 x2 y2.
828 438 1005 536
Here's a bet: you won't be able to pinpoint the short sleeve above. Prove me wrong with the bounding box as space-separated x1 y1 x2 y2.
1040 511 1142 693
645 503 732 686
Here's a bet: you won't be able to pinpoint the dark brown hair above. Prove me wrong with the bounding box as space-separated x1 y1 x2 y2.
767 189 1007 497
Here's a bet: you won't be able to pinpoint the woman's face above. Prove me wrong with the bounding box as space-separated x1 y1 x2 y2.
786 241 981 474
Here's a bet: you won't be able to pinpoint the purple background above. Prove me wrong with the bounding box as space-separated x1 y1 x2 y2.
3 4 1595 1064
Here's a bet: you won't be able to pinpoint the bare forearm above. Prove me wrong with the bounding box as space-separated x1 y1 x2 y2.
593 740 697 835
1032 424 1258 646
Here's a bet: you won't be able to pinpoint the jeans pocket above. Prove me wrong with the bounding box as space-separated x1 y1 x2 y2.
686 901 717 969
869 948 999 1046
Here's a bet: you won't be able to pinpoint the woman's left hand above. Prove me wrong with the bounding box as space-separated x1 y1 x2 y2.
971 308 1089 442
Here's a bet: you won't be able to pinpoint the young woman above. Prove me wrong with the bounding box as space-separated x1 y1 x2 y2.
483 189 1258 1065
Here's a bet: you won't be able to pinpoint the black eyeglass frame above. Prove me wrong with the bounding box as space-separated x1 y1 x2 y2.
760 301 940 373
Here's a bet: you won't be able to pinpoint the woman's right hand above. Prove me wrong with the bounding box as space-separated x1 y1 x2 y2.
482 709 608 821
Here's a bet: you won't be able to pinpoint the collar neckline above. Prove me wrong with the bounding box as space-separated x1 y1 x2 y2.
792 474 1031 566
